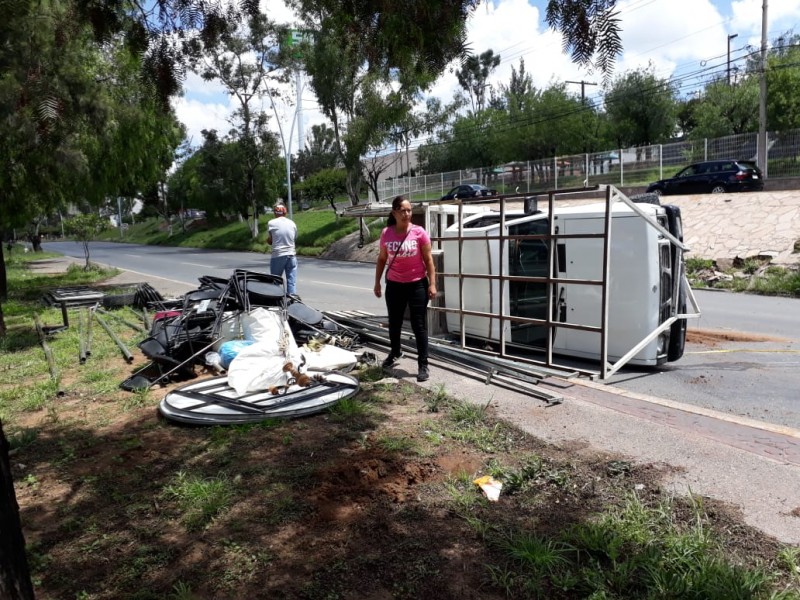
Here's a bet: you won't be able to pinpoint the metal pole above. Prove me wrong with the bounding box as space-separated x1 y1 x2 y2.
93 311 134 363
79 310 87 364
117 197 123 239
757 0 769 177
296 70 304 157
727 33 738 85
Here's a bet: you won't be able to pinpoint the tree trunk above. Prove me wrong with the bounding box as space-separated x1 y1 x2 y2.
345 168 361 206
0 240 7 301
0 420 36 599
1 239 7 335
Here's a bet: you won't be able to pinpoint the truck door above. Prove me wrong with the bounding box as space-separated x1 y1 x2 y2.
508 218 550 345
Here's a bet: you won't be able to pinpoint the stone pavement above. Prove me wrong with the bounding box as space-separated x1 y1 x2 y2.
26 254 800 545
667 190 800 265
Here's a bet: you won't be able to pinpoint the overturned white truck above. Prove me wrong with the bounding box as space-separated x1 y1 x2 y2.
438 190 698 374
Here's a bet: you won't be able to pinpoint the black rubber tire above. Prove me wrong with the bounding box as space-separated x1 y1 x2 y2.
710 185 726 193
103 291 137 308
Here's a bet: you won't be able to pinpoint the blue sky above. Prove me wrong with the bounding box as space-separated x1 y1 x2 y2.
173 0 800 150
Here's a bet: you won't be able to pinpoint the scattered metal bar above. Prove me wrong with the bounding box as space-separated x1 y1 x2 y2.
78 310 87 364
95 307 146 333
145 338 221 388
328 310 579 381
33 314 62 394
93 310 134 363
328 311 566 405
140 306 152 331
85 307 93 357
60 301 70 329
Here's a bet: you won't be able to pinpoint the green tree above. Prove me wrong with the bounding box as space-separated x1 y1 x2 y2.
604 66 677 149
766 38 800 131
456 49 502 114
296 168 348 212
168 129 282 225
689 79 759 139
193 10 285 238
546 0 622 78
65 214 109 270
1 0 180 335
294 124 339 180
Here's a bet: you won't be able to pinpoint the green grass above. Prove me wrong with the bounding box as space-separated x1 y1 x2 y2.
483 493 785 599
162 471 236 531
98 208 379 257
686 257 800 297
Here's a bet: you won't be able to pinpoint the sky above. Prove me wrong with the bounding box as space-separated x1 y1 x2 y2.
172 0 800 152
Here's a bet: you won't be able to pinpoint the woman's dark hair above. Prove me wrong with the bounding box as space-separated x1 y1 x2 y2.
387 195 407 226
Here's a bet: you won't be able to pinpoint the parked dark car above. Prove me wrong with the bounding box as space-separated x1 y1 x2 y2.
440 183 498 201
646 160 764 196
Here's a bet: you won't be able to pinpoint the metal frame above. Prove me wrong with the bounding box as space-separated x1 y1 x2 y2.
427 184 701 380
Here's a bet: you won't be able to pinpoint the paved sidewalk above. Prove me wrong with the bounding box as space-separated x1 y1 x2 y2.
28 255 196 298
27 255 800 544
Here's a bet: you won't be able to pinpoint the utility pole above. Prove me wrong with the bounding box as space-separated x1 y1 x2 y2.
757 0 768 177
565 80 598 103
727 33 738 85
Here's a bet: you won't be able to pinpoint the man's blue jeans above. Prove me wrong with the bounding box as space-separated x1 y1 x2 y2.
270 255 298 295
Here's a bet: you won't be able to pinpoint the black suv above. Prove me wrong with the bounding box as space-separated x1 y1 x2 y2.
646 159 764 196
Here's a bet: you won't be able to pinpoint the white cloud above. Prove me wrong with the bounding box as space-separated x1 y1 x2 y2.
731 0 800 40
172 96 233 145
175 0 800 150
427 0 594 103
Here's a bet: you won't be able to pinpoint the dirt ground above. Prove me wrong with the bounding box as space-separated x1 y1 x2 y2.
9 355 795 599
320 231 380 264
8 257 798 598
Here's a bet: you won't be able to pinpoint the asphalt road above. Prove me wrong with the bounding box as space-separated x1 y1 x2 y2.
43 241 800 429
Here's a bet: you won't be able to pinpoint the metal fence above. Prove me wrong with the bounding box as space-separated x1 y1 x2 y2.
376 128 800 202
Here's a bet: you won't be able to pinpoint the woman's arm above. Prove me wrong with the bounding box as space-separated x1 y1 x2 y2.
374 245 389 298
421 243 437 300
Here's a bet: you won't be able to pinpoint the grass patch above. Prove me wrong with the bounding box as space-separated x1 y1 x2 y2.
97 210 365 257
162 471 236 531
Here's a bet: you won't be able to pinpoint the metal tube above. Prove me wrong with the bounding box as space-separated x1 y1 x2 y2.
33 314 61 392
86 307 93 357
96 307 146 333
93 311 134 363
145 338 221 388
78 310 87 364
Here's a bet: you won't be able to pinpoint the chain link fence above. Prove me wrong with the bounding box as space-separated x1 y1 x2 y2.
376 128 800 202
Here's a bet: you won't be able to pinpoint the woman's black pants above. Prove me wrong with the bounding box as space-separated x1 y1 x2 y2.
385 278 429 367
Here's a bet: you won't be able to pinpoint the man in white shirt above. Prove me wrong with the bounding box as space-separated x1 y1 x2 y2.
267 204 298 295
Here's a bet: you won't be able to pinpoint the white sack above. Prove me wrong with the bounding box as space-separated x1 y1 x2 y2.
227 309 304 396
302 344 358 372
241 307 284 342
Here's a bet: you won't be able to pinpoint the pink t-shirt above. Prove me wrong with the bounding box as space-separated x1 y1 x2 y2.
381 225 430 283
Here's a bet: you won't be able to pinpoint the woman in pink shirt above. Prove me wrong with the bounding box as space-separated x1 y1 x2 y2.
373 195 437 382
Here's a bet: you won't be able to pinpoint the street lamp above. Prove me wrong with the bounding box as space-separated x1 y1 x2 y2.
727 33 738 86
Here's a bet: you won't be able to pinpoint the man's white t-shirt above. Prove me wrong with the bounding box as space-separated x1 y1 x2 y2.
268 217 297 257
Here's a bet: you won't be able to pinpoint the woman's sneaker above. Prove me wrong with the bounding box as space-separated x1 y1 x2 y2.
416 366 429 382
381 352 403 369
